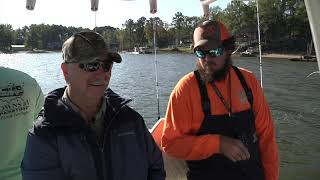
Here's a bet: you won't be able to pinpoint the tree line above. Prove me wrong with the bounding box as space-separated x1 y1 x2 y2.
0 0 312 53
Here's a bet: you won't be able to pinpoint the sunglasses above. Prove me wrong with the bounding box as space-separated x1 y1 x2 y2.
194 47 224 59
78 61 112 72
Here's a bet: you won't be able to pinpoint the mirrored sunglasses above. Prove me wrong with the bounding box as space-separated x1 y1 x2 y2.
78 61 112 72
194 47 224 59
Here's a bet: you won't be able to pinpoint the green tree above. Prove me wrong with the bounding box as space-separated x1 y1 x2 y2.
136 17 147 46
14 26 28 45
209 6 224 21
172 12 185 46
116 29 126 51
145 17 169 48
258 0 285 49
0 24 14 51
95 26 118 47
122 19 135 50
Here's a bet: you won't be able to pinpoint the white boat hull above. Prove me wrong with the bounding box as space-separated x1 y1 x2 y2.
150 118 188 180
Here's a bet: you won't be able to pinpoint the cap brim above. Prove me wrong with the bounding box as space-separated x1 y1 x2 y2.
108 52 122 63
194 39 222 50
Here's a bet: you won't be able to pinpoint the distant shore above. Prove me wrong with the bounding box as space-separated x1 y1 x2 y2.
260 53 302 59
0 49 59 54
1 49 313 61
158 47 309 60
231 53 304 60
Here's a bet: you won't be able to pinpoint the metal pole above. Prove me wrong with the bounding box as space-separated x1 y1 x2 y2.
256 0 263 88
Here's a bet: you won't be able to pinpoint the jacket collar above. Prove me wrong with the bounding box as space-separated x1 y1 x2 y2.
34 87 131 132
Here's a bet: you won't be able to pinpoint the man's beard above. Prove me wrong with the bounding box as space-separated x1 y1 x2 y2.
196 56 232 83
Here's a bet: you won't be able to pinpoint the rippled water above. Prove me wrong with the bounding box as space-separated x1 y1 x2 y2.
0 52 319 180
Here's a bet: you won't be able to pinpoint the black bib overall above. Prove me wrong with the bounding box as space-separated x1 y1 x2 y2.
186 66 265 180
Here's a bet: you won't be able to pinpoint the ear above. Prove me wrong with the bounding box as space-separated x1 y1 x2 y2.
61 63 69 81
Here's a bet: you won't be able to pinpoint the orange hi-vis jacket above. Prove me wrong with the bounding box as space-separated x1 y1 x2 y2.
161 67 279 180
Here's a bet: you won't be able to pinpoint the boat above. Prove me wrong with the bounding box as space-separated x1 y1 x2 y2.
24 0 320 179
240 47 258 57
289 55 317 62
132 47 153 54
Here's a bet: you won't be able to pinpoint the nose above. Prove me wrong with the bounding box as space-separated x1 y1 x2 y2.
204 55 216 62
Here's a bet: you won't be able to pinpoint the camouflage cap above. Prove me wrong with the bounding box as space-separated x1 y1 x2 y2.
62 31 122 63
193 20 231 50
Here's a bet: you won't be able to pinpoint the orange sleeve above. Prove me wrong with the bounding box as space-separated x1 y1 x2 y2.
161 73 220 160
245 71 279 180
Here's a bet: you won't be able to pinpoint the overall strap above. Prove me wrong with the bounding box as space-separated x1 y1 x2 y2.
232 66 253 108
194 70 211 117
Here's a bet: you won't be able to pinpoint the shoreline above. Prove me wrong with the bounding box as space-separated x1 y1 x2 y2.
1 50 315 61
158 48 312 60
260 53 302 59
232 53 316 61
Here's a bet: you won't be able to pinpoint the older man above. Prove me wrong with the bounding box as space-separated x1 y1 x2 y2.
22 31 165 180
161 20 279 180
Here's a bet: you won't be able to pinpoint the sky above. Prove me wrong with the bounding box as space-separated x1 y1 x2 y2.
0 0 231 30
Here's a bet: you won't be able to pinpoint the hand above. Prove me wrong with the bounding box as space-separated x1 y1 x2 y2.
219 135 250 162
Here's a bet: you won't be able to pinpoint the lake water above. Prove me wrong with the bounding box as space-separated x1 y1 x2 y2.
0 52 319 180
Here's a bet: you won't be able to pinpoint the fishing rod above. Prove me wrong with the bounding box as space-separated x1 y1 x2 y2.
254 0 263 88
91 0 98 30
150 0 160 120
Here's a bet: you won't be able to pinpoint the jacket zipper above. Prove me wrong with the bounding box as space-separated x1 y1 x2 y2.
100 99 131 180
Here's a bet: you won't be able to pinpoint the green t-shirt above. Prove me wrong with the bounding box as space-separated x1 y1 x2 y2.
0 67 44 180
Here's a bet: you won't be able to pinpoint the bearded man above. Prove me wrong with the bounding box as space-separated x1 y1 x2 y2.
161 20 279 180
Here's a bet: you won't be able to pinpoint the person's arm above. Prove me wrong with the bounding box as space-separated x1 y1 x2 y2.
249 74 279 180
161 77 220 160
21 130 68 180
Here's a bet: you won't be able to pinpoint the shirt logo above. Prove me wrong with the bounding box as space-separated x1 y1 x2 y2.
0 97 31 120
239 90 248 103
0 83 24 97
0 83 30 120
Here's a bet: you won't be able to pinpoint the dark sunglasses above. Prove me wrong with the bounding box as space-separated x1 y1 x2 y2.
78 61 112 72
194 47 224 59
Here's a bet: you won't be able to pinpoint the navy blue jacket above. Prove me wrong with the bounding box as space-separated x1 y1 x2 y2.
21 88 165 180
